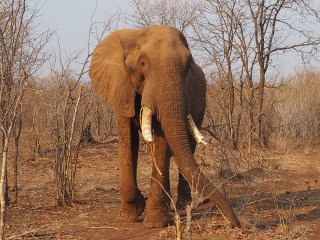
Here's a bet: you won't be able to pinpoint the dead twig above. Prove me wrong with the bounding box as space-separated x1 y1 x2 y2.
7 229 56 239
148 142 164 177
90 226 134 231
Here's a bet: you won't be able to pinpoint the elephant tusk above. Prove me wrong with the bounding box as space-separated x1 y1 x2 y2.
140 106 153 142
187 114 208 145
140 107 163 176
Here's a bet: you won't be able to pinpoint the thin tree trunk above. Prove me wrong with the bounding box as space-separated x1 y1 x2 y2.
248 77 255 153
0 136 9 240
13 112 22 203
257 67 265 146
67 87 82 202
1 134 9 204
95 106 101 137
235 79 244 147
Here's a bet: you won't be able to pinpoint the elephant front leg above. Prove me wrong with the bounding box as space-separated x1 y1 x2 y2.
143 123 172 228
118 116 146 221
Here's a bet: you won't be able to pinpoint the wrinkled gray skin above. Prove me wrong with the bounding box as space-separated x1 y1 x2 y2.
89 25 241 228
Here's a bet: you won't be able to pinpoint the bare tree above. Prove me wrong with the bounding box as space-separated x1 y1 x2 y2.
51 71 92 205
127 0 201 33
193 0 320 149
246 0 320 145
50 11 120 206
49 37 93 205
0 0 50 238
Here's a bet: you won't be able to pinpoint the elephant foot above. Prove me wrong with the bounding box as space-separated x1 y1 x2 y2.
176 195 192 210
143 210 173 228
121 193 146 221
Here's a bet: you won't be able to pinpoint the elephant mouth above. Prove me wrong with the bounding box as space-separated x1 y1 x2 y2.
140 105 207 145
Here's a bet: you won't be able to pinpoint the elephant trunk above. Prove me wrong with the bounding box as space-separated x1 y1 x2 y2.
151 71 240 227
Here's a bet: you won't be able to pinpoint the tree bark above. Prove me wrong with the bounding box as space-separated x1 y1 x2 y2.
13 112 22 202
0 137 9 240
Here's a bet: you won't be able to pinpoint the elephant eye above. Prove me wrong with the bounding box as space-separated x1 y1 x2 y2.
139 54 147 67
135 75 145 94
186 57 191 67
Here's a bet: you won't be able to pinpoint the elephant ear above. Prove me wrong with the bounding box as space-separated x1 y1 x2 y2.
89 30 136 117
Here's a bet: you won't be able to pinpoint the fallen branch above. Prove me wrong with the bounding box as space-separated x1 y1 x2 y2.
90 226 133 231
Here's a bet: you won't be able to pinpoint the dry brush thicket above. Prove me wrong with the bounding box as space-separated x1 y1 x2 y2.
0 0 51 237
274 71 320 147
0 0 320 238
0 0 119 237
205 70 320 150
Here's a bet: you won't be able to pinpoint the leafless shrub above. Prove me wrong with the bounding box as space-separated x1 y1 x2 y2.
50 71 92 206
47 10 120 206
90 96 116 140
273 70 320 148
0 0 51 237
274 193 298 230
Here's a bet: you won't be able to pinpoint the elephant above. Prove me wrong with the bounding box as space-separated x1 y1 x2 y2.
89 25 240 228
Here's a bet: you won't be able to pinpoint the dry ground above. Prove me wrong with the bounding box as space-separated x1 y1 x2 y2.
4 132 320 239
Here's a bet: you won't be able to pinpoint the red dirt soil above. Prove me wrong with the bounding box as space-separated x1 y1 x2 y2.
5 133 320 239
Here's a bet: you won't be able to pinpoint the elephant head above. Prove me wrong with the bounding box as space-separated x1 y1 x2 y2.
89 26 240 227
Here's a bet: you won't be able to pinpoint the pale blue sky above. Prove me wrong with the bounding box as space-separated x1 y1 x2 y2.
37 0 130 54
32 0 318 76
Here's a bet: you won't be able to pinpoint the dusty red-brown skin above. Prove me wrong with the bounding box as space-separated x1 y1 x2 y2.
89 25 240 228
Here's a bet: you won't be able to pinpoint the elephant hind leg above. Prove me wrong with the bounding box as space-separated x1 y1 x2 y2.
121 190 146 221
118 116 146 220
